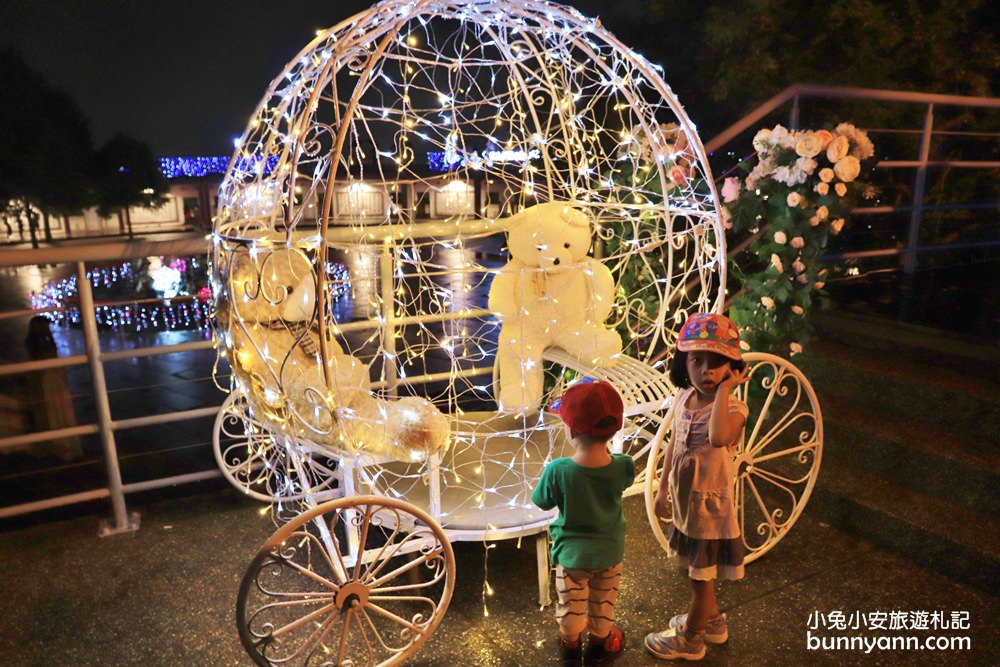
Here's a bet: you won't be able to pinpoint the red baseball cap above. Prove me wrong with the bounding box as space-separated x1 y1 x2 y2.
551 380 624 438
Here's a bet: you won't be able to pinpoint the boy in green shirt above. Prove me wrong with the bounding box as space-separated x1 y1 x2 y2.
532 380 635 666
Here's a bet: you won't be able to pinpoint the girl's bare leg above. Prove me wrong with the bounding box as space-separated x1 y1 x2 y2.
687 579 719 634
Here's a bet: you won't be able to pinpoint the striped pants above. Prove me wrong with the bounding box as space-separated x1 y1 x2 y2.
554 562 623 637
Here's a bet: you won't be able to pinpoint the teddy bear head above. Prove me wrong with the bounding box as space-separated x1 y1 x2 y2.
503 202 592 271
230 245 317 325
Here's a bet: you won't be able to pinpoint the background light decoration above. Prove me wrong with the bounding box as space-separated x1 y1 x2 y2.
158 155 280 179
211 0 727 543
31 257 350 333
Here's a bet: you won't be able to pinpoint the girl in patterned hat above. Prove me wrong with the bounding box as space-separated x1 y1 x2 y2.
645 312 749 661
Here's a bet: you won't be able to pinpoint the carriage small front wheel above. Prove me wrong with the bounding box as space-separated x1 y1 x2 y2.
237 495 456 666
644 352 823 563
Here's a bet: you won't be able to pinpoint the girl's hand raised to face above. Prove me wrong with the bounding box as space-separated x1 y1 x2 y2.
719 365 750 392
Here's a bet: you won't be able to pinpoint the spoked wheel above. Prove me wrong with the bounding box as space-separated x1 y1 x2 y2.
645 352 822 563
237 495 455 667
213 393 340 503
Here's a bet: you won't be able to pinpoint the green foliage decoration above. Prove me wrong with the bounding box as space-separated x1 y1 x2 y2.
724 123 877 355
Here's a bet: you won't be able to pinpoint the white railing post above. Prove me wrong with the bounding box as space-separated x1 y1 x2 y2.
904 103 935 276
380 239 398 398
77 261 139 536
789 93 801 130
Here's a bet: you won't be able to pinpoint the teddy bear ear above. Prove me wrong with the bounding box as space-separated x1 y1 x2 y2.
559 205 591 229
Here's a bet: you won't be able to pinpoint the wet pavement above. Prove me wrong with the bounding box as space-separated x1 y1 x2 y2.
0 483 995 666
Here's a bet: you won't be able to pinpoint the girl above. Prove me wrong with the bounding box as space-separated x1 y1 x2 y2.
645 312 749 661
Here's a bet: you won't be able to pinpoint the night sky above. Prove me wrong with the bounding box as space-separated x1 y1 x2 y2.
1 0 644 157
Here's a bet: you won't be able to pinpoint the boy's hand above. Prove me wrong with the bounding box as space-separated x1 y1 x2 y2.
653 490 672 519
719 365 750 392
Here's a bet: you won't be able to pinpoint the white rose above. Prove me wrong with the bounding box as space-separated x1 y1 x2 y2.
770 125 795 149
791 236 805 249
774 231 788 244
834 156 861 183
831 218 845 234
815 182 829 196
795 132 824 158
835 182 848 197
786 192 802 207
819 168 835 183
816 205 829 221
760 296 775 309
770 253 784 273
789 342 803 355
752 128 772 152
826 135 850 162
791 305 804 315
796 156 818 175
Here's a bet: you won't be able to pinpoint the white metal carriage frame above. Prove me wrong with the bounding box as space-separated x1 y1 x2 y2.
209 1 823 665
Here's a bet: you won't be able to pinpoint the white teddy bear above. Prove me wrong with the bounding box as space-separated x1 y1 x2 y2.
489 202 622 412
227 244 449 461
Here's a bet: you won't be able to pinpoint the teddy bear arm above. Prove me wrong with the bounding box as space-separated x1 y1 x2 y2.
586 259 617 322
487 260 524 317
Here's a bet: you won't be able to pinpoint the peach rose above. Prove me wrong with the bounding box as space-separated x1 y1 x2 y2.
760 296 775 309
833 156 861 183
786 192 802 207
831 218 845 234
669 165 690 187
815 129 834 149
835 182 848 197
795 132 824 158
819 168 835 183
774 231 788 244
791 305 805 315
826 135 850 162
814 281 826 289
789 342 803 355
816 205 829 221
791 236 805 249
770 253 784 273
815 182 829 196
793 259 806 273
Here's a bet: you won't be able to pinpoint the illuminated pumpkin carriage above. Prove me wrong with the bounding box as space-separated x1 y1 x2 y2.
210 1 823 664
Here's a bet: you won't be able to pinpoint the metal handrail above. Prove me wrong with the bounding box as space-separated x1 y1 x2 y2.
0 235 220 533
706 84 1000 287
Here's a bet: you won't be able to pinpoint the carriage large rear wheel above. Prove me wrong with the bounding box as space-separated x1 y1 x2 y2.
644 353 823 563
237 495 455 666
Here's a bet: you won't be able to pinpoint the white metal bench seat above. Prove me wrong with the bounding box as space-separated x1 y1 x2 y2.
542 347 676 418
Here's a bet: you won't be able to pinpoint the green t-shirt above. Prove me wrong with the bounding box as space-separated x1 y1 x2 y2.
531 454 636 569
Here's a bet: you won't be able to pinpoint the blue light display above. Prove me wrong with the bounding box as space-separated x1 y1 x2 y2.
158 155 280 179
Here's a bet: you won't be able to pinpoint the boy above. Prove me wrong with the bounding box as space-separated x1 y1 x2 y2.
532 380 635 666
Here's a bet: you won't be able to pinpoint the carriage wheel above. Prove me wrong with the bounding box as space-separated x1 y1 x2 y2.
237 495 455 667
645 352 823 563
213 393 340 503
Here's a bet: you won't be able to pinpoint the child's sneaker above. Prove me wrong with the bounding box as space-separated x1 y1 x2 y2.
559 635 582 666
668 613 729 644
583 626 624 665
644 628 706 661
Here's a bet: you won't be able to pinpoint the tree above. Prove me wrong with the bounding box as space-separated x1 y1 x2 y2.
93 133 169 237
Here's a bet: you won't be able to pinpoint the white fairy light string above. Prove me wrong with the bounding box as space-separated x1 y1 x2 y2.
212 0 726 537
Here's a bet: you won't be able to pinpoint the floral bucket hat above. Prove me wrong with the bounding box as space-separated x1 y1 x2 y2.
677 312 743 361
